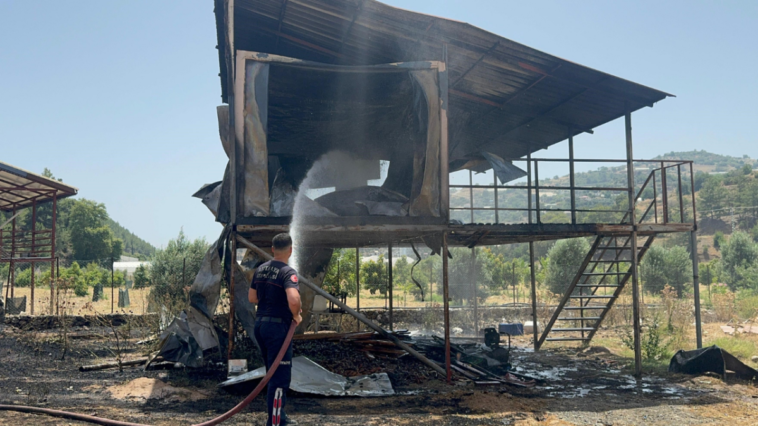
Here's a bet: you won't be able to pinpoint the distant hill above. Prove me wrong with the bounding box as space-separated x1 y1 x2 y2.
450 150 756 225
107 218 156 259
653 150 755 173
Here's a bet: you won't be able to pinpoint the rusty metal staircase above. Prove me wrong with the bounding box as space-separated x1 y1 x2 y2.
535 166 670 350
535 232 656 349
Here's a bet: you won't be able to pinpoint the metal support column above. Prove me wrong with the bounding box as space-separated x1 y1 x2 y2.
356 247 360 312
50 192 57 314
10 208 16 299
30 201 36 315
529 242 538 350
472 248 478 336
625 109 643 377
228 231 237 361
111 257 114 314
442 232 451 383
388 241 393 331
691 231 702 348
569 132 576 224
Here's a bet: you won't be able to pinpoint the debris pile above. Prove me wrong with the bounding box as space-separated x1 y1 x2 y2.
294 331 437 386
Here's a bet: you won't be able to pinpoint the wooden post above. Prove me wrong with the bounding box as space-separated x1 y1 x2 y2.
388 241 393 331
442 232 452 383
355 247 360 312
529 242 538 350
625 109 643 377
691 231 702 348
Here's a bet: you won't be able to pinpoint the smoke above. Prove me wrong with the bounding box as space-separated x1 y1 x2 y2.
290 150 381 271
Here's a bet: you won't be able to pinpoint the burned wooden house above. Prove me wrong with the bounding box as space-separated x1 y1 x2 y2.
205 0 701 377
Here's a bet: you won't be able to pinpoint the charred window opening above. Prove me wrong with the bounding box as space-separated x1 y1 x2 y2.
231 56 444 221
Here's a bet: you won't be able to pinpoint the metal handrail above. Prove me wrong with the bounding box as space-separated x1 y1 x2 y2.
451 159 696 226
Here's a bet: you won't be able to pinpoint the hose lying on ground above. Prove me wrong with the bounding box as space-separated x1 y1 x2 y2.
0 321 297 426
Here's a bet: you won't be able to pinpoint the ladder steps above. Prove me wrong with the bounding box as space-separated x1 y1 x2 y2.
570 295 615 299
551 328 595 332
557 317 601 321
546 337 590 342
564 306 607 310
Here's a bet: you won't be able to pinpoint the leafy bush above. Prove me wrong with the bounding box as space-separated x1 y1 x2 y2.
621 312 669 361
736 291 758 319
544 238 590 295
149 230 208 304
721 231 758 290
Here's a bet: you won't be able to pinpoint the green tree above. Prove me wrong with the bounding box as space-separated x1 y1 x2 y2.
698 177 725 218
664 246 692 297
544 238 590 295
133 264 151 289
361 255 387 295
721 231 758 290
641 245 667 295
713 231 726 250
447 248 492 304
62 262 88 297
68 199 123 262
149 230 209 302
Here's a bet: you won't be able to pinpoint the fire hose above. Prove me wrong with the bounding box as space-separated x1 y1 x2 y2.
0 321 297 426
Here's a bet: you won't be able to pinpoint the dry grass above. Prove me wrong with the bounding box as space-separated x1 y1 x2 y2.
9 286 153 316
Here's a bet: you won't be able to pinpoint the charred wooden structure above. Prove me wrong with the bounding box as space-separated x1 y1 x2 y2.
209 0 700 377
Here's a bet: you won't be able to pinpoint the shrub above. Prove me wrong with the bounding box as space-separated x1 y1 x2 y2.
544 238 590 295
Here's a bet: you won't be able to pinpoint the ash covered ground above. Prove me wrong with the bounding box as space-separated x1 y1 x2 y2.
1 321 757 425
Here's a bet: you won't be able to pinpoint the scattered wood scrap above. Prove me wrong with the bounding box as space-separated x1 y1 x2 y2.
295 330 412 359
80 357 148 372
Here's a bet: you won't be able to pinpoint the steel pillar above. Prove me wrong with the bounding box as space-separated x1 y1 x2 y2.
442 232 451 383
625 110 643 377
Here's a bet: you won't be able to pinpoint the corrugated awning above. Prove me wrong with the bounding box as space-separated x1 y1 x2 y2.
216 0 673 162
0 161 78 212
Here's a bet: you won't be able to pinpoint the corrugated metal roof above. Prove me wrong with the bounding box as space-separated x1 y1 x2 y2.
0 161 78 212
216 0 673 162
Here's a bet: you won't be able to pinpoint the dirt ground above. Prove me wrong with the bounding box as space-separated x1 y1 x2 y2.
1 321 757 426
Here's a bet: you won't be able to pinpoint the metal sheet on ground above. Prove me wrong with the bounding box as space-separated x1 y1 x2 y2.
219 356 395 397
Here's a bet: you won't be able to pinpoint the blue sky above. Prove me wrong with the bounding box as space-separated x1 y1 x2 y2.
1 1 756 247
